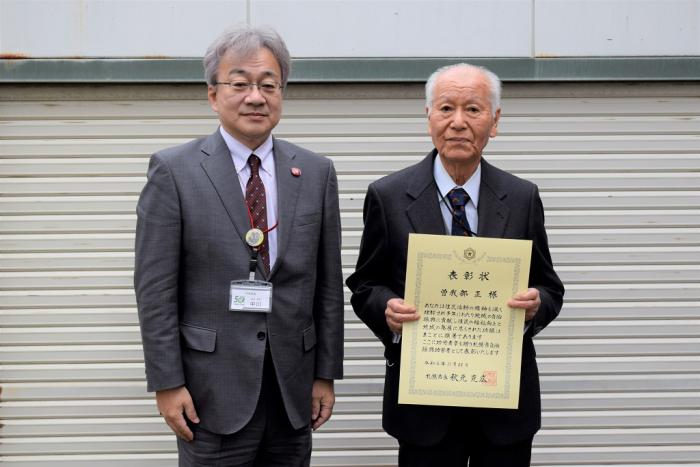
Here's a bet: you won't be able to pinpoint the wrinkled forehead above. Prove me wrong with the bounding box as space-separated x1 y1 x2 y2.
436 69 488 92
433 70 492 103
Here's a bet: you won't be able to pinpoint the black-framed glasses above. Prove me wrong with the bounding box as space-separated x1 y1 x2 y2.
214 80 283 95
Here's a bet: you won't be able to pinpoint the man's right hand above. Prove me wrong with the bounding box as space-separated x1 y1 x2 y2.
385 298 420 334
156 386 199 441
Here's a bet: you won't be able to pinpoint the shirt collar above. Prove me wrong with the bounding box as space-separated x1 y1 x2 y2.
433 154 481 207
219 126 275 175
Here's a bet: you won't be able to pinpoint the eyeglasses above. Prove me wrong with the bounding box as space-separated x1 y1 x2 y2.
214 80 283 95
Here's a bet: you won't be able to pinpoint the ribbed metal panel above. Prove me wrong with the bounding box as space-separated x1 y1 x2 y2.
1 83 699 466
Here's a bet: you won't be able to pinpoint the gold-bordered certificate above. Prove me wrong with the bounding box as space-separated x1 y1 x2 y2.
398 233 532 409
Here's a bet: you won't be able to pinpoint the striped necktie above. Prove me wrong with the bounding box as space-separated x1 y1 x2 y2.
446 188 472 236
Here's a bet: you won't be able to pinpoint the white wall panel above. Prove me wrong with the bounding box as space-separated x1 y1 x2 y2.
2 0 698 58
535 0 700 56
0 0 246 57
1 82 699 465
256 0 532 57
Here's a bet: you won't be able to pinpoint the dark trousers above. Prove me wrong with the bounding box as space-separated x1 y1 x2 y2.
398 414 533 467
177 350 312 467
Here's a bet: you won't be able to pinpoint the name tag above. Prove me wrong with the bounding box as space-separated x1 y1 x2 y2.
229 280 273 313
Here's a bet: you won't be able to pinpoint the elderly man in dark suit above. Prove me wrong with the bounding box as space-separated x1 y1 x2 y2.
346 64 564 466
134 25 344 466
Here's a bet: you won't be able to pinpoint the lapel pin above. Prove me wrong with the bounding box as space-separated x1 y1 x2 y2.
291 167 301 177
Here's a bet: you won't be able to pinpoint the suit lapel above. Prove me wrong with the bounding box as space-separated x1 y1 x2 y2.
269 138 301 278
477 159 509 237
199 130 251 247
405 150 446 235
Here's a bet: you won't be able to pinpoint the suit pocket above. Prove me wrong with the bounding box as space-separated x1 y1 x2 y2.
295 212 321 228
303 325 317 352
180 323 216 352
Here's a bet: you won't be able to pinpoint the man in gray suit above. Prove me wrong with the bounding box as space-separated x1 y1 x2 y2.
134 25 344 466
347 64 564 466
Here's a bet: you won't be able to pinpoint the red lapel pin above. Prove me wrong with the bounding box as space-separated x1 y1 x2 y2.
291 167 301 177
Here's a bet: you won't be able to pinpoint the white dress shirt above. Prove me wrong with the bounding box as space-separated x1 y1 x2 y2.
219 127 278 269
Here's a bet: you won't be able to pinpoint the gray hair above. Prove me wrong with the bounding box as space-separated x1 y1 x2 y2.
203 25 291 88
425 63 502 117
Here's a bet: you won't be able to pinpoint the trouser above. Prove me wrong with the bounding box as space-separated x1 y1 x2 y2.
178 350 312 467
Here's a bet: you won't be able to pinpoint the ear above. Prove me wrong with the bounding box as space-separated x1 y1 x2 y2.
490 108 501 138
207 85 219 114
426 106 433 136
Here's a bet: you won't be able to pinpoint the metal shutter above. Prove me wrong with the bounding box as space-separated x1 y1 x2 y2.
1 83 699 466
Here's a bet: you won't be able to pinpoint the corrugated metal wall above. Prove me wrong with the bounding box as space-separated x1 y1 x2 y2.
1 82 699 466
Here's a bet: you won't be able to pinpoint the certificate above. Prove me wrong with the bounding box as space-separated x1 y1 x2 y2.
398 233 532 409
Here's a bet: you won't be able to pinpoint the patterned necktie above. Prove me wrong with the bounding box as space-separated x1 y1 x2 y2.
446 188 472 236
245 154 269 274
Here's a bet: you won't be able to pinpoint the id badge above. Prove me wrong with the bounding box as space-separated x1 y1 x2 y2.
229 280 273 313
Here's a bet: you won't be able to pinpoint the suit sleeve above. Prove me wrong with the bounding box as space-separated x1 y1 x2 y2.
526 186 565 336
346 184 401 349
133 153 185 392
312 160 345 380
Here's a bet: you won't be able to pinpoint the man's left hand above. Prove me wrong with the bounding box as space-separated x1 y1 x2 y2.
311 378 335 431
507 287 541 321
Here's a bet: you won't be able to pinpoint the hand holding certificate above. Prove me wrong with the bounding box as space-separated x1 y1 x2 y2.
398 233 532 409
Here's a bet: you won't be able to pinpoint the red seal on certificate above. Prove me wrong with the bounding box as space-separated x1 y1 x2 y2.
483 370 497 386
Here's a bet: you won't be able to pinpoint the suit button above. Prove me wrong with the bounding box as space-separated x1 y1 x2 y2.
257 331 266 341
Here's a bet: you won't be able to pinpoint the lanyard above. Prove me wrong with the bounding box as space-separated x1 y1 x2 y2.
244 202 279 236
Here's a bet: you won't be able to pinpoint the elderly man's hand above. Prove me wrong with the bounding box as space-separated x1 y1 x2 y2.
385 298 420 334
507 288 541 321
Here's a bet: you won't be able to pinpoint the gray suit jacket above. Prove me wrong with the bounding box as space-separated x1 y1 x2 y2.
347 150 564 446
134 129 344 434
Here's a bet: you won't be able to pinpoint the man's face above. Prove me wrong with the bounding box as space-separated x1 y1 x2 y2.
427 68 500 170
208 47 283 150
